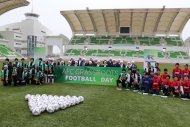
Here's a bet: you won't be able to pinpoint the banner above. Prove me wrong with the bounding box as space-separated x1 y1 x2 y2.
144 49 158 69
34 47 46 62
54 66 122 86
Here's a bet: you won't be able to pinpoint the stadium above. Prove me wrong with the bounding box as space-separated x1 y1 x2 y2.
0 0 190 127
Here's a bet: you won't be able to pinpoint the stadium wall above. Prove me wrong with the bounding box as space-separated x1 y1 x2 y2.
65 45 188 52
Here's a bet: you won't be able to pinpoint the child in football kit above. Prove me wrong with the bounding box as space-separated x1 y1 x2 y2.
116 69 127 90
180 76 190 98
152 73 161 95
172 63 181 81
170 76 181 97
161 68 170 82
1 65 9 86
142 73 151 93
162 75 171 96
181 64 190 80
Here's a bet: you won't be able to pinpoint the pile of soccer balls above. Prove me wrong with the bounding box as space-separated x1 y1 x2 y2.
25 94 84 116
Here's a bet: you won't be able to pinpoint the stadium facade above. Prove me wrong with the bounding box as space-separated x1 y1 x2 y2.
0 12 69 58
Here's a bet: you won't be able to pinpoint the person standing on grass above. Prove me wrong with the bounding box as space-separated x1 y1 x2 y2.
172 63 181 81
2 58 12 85
131 61 137 74
152 73 161 95
120 60 126 69
37 58 43 70
170 76 181 97
126 61 131 69
181 64 190 80
28 58 35 70
133 69 142 90
153 63 160 73
162 75 171 96
1 65 9 86
116 69 127 90
13 58 20 68
126 69 135 90
149 71 154 91
12 65 18 86
142 72 151 94
144 62 153 75
29 66 37 84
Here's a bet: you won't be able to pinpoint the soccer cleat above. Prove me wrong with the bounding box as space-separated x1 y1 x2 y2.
143 93 148 95
160 96 168 98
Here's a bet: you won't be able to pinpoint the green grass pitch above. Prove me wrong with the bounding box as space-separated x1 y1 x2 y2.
0 62 190 127
0 84 190 127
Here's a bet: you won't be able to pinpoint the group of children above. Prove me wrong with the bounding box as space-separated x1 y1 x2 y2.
117 62 190 99
0 58 55 86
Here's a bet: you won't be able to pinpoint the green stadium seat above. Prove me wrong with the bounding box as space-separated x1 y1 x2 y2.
165 38 177 46
0 44 22 58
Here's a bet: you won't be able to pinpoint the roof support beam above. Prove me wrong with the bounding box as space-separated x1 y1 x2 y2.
130 9 133 34
74 11 85 32
179 13 190 33
154 6 165 32
0 0 29 15
142 9 148 34
86 8 97 32
61 13 75 33
114 10 120 32
167 9 180 32
102 10 108 33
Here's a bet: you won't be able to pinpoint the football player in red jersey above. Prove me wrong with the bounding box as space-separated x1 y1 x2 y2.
180 76 190 98
162 75 171 96
161 68 170 82
170 76 181 97
152 73 161 95
181 64 190 80
172 63 181 81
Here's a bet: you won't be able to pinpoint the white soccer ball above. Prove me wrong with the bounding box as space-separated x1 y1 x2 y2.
32 107 41 116
75 98 80 104
46 105 55 113
60 103 67 109
78 96 84 102
25 94 31 101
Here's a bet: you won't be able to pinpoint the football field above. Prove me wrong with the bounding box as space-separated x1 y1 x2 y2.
0 83 190 127
0 62 190 127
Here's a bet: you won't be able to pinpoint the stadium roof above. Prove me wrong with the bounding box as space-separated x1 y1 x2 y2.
0 0 29 15
61 7 190 36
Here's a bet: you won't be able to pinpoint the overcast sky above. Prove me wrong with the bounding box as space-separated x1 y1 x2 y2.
0 0 190 40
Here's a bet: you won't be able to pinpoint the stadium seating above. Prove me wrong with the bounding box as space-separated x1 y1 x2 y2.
65 49 188 59
71 36 86 44
164 37 184 46
0 44 22 58
70 36 184 47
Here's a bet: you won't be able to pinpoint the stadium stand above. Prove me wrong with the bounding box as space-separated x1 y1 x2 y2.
65 49 189 59
0 44 22 58
62 8 189 61
69 36 184 46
